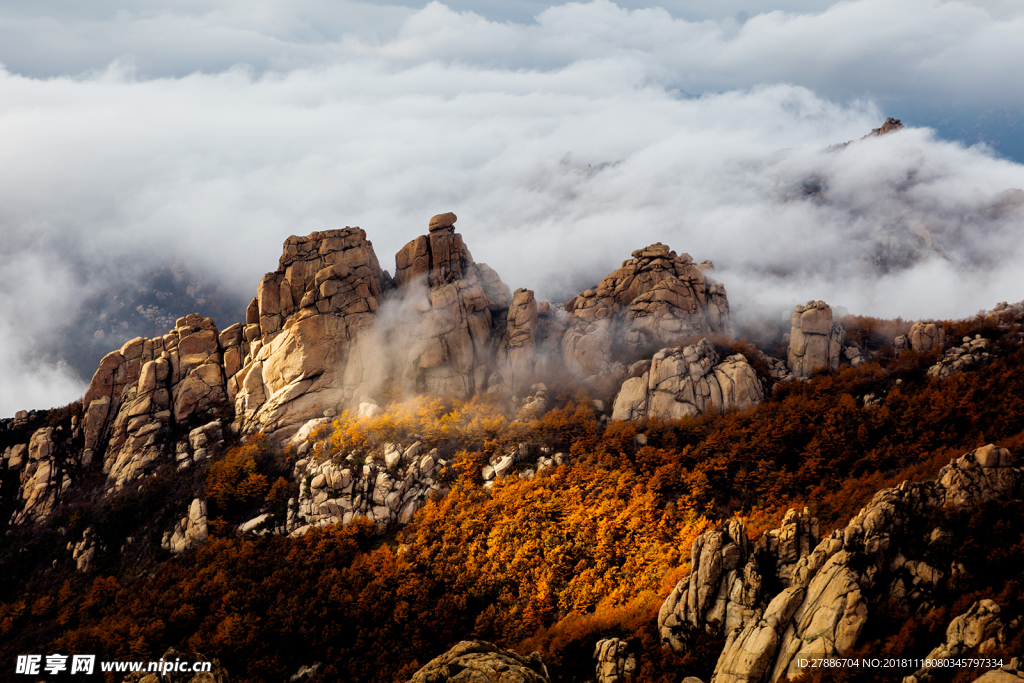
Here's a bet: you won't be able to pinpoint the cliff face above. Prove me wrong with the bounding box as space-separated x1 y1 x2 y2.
3 213 733 529
658 444 1022 683
562 243 730 383
229 227 388 439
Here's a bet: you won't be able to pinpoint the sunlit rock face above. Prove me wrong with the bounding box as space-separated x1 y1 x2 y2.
229 227 389 441
562 243 730 383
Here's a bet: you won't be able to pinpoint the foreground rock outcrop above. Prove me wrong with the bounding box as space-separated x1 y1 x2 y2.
611 340 762 421
658 444 1021 683
406 641 550 683
595 638 637 683
904 600 1016 683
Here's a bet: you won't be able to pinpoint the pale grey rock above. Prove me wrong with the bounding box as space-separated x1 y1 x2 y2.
358 402 383 419
162 498 209 554
611 340 762 421
238 513 271 535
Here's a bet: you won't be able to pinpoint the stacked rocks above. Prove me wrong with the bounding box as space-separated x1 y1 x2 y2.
289 438 445 534
611 340 762 421
928 335 993 378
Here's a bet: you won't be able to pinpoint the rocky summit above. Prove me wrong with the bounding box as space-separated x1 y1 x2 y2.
3 198 1024 683
7 213 741 527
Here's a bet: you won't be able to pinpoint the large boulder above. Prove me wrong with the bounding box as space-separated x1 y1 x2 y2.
161 498 209 554
611 340 762 421
406 641 550 683
909 321 946 352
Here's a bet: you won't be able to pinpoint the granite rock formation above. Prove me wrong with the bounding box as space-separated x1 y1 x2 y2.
405 641 550 683
495 289 565 395
288 432 446 534
562 244 729 382
162 498 209 555
9 426 70 524
388 213 515 398
595 638 637 683
868 117 905 137
787 301 845 378
658 443 1021 683
230 227 389 440
928 335 994 379
896 321 946 354
904 600 1015 683
611 340 763 421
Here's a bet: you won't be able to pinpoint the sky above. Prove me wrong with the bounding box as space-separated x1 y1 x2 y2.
1 0 1023 415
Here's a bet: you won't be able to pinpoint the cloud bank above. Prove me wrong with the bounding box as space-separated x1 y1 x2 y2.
1 0 1024 415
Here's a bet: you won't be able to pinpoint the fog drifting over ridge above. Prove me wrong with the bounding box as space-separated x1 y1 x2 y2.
2 0 1024 416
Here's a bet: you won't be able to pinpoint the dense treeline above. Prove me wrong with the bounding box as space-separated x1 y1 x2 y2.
2 317 1024 682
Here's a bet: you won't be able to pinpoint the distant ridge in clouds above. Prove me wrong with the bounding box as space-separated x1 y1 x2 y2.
1 0 1023 415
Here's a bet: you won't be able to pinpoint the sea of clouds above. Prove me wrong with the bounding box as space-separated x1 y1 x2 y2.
1 0 1023 415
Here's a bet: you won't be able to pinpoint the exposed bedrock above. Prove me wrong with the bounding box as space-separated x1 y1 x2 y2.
787 301 845 378
658 444 1021 683
562 243 730 383
405 641 551 683
611 339 763 421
